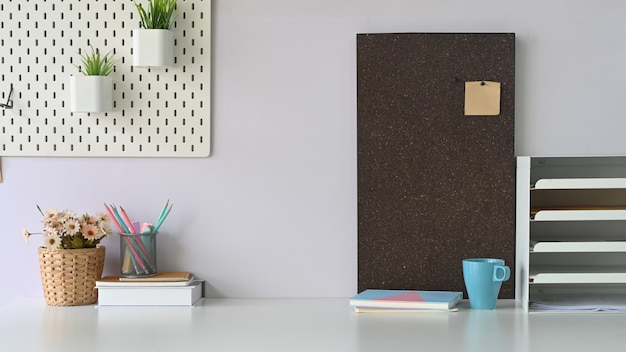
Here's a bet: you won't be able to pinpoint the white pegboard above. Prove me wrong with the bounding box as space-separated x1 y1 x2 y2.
0 0 211 157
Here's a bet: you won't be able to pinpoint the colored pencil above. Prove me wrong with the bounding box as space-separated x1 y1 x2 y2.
119 206 137 234
103 203 124 233
153 203 173 232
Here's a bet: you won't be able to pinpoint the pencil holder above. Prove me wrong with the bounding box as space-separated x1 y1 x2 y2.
119 232 157 278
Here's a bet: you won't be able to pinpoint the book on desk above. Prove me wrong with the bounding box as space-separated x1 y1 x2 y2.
349 289 462 312
96 272 203 306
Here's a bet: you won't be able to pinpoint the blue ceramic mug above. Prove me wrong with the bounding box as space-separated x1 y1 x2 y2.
463 258 510 309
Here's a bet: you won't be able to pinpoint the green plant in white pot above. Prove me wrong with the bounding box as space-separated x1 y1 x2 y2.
70 46 117 113
133 0 177 67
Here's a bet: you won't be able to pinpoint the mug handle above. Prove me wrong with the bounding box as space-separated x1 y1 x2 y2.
493 265 511 282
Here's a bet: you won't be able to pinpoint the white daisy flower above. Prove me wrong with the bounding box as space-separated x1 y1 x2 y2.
63 218 81 235
22 228 31 243
43 233 62 250
42 208 58 225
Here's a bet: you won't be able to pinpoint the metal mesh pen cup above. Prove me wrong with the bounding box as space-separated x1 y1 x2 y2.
120 232 157 278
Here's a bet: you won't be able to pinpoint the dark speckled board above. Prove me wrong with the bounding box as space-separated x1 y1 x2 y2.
357 33 515 298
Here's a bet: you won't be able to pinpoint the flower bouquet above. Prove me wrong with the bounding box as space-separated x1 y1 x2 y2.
24 206 112 249
24 206 112 306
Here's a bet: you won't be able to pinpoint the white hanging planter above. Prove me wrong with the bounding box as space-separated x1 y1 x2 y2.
69 75 113 113
133 29 174 67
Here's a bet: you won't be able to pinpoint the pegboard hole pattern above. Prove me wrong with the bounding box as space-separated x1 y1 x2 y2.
0 0 211 157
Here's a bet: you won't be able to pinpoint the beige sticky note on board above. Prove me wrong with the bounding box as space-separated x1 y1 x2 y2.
464 81 501 116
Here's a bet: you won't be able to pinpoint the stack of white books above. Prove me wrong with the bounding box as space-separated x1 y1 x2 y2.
96 272 203 306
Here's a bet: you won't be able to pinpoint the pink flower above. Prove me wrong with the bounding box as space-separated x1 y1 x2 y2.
85 215 98 225
43 227 58 237
82 224 100 241
97 213 110 223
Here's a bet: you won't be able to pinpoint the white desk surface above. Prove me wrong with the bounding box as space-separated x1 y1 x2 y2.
1 298 625 352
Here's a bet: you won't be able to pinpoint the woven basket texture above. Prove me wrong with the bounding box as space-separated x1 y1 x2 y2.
38 246 105 306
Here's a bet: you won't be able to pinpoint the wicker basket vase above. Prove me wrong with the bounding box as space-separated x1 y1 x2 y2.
38 246 106 306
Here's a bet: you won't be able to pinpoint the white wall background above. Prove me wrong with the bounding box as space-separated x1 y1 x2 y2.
3 0 626 304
